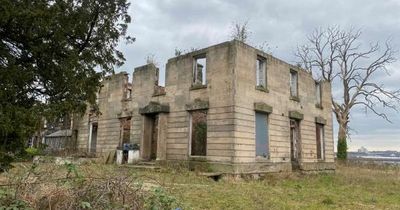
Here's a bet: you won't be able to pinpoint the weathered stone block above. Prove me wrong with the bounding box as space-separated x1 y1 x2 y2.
254 102 273 113
139 102 170 114
315 116 327 125
289 110 304 120
185 98 209 111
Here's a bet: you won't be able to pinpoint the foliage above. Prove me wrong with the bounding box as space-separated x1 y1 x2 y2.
145 187 178 210
0 163 165 209
173 47 199 57
0 153 13 172
0 0 133 160
1 163 400 209
337 138 347 160
0 188 29 210
24 147 40 158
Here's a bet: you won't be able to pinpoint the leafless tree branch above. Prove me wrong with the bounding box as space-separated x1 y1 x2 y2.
295 26 399 140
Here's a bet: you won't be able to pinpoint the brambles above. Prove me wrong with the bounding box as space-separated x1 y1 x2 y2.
0 163 178 209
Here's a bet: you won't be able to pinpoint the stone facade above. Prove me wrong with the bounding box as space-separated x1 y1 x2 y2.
76 40 335 173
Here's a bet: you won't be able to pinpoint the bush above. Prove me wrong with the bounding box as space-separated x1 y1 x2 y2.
0 153 14 172
25 147 40 157
145 187 178 210
0 189 28 209
0 163 179 209
337 138 347 160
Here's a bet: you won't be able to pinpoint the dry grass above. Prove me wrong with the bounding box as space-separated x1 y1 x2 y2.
0 162 399 209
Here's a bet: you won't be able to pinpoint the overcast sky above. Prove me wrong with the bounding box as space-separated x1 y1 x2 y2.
116 0 400 151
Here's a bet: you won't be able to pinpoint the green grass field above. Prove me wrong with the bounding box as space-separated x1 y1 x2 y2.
1 162 399 209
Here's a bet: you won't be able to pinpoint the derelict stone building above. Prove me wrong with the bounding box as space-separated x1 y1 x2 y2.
75 40 335 173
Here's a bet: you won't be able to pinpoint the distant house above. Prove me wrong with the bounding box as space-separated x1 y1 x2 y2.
30 114 79 152
75 40 335 173
44 129 72 151
358 146 368 153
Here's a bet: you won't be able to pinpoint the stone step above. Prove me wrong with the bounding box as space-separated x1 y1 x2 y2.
124 164 160 170
136 161 156 166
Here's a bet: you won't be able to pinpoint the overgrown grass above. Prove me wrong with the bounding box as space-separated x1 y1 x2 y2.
0 162 399 209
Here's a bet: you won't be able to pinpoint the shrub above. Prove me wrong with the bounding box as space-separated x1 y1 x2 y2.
337 138 347 160
25 147 40 157
0 153 14 172
145 187 178 210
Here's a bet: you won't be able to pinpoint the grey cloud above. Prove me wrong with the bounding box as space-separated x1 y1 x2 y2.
117 0 400 151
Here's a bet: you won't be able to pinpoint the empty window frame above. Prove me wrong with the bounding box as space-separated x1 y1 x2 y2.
290 70 298 97
95 91 100 104
315 82 322 107
190 110 207 156
255 112 269 158
193 55 207 85
120 117 131 146
290 119 301 161
256 56 267 88
316 123 325 160
125 88 132 99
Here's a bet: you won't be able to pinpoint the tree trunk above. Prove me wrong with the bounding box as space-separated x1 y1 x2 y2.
337 123 348 160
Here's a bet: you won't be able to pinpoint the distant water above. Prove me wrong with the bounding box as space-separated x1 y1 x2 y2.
352 156 400 165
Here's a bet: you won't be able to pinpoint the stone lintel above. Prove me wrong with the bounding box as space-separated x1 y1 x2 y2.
289 111 303 120
185 99 209 111
139 102 170 114
315 116 327 125
254 102 273 114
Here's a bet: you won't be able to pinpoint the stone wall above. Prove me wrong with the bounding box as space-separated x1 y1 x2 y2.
75 40 335 173
231 41 334 172
76 72 130 155
131 42 237 163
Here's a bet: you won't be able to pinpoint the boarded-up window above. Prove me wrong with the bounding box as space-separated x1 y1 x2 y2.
290 70 298 97
193 55 206 85
256 56 267 88
315 82 322 106
255 112 269 157
190 110 207 156
316 123 325 160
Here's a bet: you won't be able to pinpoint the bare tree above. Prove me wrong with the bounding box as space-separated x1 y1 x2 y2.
174 48 183 56
145 54 158 66
230 21 251 43
296 27 399 159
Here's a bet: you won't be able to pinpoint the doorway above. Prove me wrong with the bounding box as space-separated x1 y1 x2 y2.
88 123 98 153
142 114 159 161
290 119 301 169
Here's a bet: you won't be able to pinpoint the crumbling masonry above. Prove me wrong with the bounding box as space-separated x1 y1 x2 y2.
75 41 335 173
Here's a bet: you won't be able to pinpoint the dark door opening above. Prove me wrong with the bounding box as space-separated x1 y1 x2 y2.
89 123 98 153
142 114 159 161
190 110 207 156
150 115 159 160
290 119 300 169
